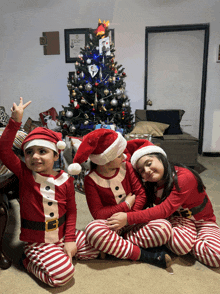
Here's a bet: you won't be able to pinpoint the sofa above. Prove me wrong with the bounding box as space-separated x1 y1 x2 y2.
127 109 198 168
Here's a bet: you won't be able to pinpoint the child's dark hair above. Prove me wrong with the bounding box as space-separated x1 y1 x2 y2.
143 153 206 208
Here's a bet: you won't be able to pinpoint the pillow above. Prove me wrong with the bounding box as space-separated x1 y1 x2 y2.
130 121 169 137
146 109 185 135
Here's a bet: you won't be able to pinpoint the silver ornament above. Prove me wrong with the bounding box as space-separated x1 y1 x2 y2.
69 125 76 133
84 120 89 125
87 59 91 64
99 98 105 105
85 83 92 91
115 89 122 96
66 110 73 118
79 72 84 78
125 101 130 107
110 98 118 106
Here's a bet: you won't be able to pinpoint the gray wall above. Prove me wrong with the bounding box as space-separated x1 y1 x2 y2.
1 0 220 152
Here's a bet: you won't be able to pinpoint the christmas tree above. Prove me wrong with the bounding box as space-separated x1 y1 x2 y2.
57 19 134 137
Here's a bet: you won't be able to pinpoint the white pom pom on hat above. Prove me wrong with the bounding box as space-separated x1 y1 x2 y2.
68 128 127 175
68 163 82 175
57 140 66 150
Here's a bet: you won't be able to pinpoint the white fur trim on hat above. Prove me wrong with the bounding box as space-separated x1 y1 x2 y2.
89 132 127 165
131 145 167 170
24 139 58 153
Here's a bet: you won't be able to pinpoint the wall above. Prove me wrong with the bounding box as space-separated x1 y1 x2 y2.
0 0 220 152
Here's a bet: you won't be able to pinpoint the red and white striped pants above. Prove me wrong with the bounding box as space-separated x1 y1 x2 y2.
23 229 100 287
126 216 220 267
191 220 220 267
85 218 172 260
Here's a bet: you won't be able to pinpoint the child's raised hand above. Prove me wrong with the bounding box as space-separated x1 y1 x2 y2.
11 97 31 123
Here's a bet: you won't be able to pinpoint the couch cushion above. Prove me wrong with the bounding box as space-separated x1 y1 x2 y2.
130 121 169 137
146 109 185 135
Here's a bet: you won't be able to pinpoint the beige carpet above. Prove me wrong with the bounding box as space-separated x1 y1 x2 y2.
1 155 220 294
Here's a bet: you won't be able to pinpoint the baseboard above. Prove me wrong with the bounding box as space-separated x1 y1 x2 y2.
202 152 220 157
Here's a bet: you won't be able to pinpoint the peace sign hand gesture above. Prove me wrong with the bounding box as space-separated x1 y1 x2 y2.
11 97 31 123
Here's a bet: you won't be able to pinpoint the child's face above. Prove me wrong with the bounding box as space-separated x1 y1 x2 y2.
136 155 164 184
24 146 59 175
106 153 125 169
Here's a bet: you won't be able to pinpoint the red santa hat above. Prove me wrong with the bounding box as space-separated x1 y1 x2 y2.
68 128 127 175
21 127 66 154
128 139 167 170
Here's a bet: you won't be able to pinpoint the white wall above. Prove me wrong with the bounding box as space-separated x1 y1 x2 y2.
0 0 220 152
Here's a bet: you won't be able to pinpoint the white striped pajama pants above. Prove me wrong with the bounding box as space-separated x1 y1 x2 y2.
23 229 100 287
85 218 172 261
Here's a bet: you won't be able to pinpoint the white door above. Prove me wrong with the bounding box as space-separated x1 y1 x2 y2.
147 30 205 139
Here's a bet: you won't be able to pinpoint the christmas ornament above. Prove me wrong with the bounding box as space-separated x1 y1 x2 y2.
99 98 105 105
108 77 113 83
99 67 102 80
79 85 83 90
99 37 110 56
104 89 109 96
69 125 76 133
110 98 118 106
66 110 73 118
85 83 92 91
88 64 98 77
115 89 122 96
81 98 86 104
84 120 89 125
87 58 91 64
67 82 72 89
78 54 83 59
79 72 85 78
61 111 65 116
125 101 130 107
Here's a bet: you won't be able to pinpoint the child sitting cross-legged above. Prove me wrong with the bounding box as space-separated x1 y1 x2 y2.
67 128 172 269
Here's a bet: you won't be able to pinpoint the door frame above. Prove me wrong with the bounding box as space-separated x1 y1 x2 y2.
144 23 210 154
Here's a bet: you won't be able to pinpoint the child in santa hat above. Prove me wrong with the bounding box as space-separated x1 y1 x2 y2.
0 98 99 287
68 129 172 269
107 139 220 267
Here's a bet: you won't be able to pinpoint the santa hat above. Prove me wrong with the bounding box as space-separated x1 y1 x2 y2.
128 139 167 170
21 127 66 154
68 128 127 175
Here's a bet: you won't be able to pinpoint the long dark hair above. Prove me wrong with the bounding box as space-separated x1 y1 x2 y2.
142 153 206 208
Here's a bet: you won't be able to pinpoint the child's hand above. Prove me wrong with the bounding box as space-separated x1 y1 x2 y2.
125 193 136 208
64 241 77 261
11 97 31 123
106 212 128 231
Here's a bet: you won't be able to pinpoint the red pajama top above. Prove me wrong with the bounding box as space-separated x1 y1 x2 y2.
0 118 76 243
84 161 146 220
127 167 216 225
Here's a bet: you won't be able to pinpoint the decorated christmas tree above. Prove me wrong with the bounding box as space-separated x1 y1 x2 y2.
57 19 134 137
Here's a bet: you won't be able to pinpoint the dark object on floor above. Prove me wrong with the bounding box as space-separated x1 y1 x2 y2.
0 174 19 269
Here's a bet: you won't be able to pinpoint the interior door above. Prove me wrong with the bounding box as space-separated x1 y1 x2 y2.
145 24 210 154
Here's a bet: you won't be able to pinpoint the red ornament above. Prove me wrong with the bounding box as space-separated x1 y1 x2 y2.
122 111 125 116
95 82 99 87
115 70 118 74
77 71 80 74
122 72 126 76
70 99 74 103
75 104 80 109
92 108 95 112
